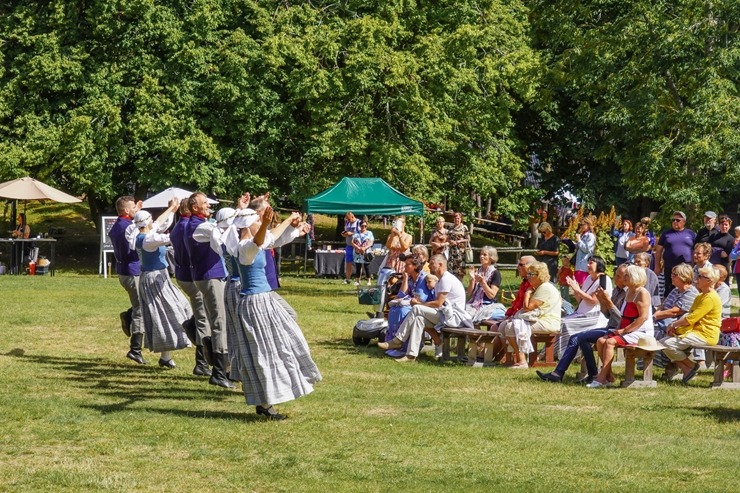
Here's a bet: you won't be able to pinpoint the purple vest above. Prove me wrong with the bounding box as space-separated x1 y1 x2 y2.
170 215 192 282
110 216 140 276
264 248 280 290
185 214 226 281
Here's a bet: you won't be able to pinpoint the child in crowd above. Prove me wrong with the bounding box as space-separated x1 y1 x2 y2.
558 255 573 302
425 274 439 296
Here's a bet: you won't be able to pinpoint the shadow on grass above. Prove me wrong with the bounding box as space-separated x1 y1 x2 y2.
313 338 447 366
3 349 267 422
690 406 740 424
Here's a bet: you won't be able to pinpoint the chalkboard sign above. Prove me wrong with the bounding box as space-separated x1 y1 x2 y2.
100 216 117 277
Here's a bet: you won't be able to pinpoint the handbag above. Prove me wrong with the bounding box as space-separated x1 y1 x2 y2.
357 287 381 305
465 246 474 264
720 317 740 334
513 307 541 322
364 252 375 263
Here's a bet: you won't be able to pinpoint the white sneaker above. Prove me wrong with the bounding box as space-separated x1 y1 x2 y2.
434 345 443 359
367 279 372 286
586 380 605 388
354 280 360 286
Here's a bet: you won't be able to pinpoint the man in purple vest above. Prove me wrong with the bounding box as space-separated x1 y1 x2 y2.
185 192 234 389
109 195 146 364
170 200 211 377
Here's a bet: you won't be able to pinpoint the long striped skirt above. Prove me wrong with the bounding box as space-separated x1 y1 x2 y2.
233 291 321 406
139 269 192 353
224 278 242 380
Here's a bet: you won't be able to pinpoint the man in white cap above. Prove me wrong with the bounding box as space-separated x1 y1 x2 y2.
694 211 717 245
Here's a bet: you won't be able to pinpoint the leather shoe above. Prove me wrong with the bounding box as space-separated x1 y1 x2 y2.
193 363 212 377
256 405 286 420
158 358 176 369
682 362 700 384
536 370 562 383
209 375 236 389
377 339 402 350
126 350 146 365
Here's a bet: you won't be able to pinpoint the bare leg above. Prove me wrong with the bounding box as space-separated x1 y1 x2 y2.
425 327 441 346
506 336 525 365
345 262 354 282
595 339 617 384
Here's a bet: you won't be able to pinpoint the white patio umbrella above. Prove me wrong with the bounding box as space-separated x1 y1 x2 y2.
0 177 82 203
141 186 218 208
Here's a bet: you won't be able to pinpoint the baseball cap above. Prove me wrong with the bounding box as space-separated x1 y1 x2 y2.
673 211 687 220
703 211 717 219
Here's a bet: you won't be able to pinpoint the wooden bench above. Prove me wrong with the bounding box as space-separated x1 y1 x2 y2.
621 347 661 388
440 327 499 367
695 345 740 390
529 333 557 367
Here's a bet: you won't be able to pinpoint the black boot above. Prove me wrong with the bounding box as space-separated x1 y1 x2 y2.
120 308 132 337
126 333 147 364
182 317 197 345
193 345 212 377
209 352 235 389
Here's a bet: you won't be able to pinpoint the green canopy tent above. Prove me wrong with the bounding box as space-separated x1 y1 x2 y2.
303 177 425 271
305 177 423 216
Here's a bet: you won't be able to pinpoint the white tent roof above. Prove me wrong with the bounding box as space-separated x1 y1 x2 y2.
141 187 218 208
0 177 81 203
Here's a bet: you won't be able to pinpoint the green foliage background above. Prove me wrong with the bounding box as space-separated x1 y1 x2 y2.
1 0 738 226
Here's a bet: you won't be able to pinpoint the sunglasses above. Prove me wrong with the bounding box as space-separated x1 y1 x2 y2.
517 263 526 267
697 275 711 281
672 218 684 222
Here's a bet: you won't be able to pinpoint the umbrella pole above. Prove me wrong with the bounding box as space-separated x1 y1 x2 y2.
10 200 17 231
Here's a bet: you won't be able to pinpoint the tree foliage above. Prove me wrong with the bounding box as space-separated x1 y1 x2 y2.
0 0 541 223
524 0 740 218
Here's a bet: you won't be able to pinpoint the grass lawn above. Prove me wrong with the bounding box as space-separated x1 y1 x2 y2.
1 272 739 493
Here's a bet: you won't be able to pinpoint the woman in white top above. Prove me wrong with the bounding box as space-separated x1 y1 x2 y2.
588 264 653 388
557 256 612 357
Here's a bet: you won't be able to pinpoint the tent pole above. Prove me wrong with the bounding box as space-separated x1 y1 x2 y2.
419 216 424 245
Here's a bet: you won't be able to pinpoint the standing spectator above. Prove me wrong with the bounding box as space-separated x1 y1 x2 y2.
730 227 740 289
709 215 734 283
109 196 145 364
693 211 718 245
557 255 574 303
383 216 413 272
536 221 561 282
429 216 449 258
654 211 696 297
341 212 361 284
447 212 471 279
625 219 652 261
572 218 596 285
691 242 713 280
612 218 633 266
351 220 374 285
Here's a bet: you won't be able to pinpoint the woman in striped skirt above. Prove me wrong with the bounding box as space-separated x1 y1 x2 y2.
132 205 192 368
227 206 321 420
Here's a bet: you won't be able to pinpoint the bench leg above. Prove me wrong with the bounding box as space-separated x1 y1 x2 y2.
467 338 477 366
442 334 451 361
456 335 466 362
483 342 494 366
643 352 655 382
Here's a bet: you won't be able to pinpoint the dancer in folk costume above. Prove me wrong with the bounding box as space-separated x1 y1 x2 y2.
223 206 321 420
130 201 192 368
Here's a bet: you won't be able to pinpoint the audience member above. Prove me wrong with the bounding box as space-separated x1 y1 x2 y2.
713 265 731 318
660 265 722 384
383 216 412 272
351 219 374 285
633 252 662 308
447 212 471 279
710 215 734 282
654 211 695 297
341 212 361 284
536 221 561 281
557 255 573 302
571 218 596 285
587 265 654 388
429 216 449 258
537 263 629 384
652 263 698 339
612 219 633 266
465 246 504 324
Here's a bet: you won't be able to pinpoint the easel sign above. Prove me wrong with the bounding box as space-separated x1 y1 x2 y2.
99 216 117 278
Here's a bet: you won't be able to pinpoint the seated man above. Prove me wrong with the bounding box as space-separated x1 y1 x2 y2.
378 254 468 362
633 252 662 308
536 263 629 384
660 265 722 383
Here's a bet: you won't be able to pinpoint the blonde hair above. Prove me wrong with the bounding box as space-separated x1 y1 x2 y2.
672 263 694 285
698 265 719 284
538 222 553 234
527 261 551 284
425 274 439 284
624 264 647 288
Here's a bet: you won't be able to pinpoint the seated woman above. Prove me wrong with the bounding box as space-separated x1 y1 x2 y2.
692 242 712 280
465 246 504 324
11 213 32 268
495 261 561 369
384 255 434 357
713 264 731 318
587 264 654 388
558 256 612 356
411 244 431 272
653 263 698 339
660 265 722 384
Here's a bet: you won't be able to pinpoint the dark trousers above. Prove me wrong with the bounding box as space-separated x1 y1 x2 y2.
554 328 610 377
